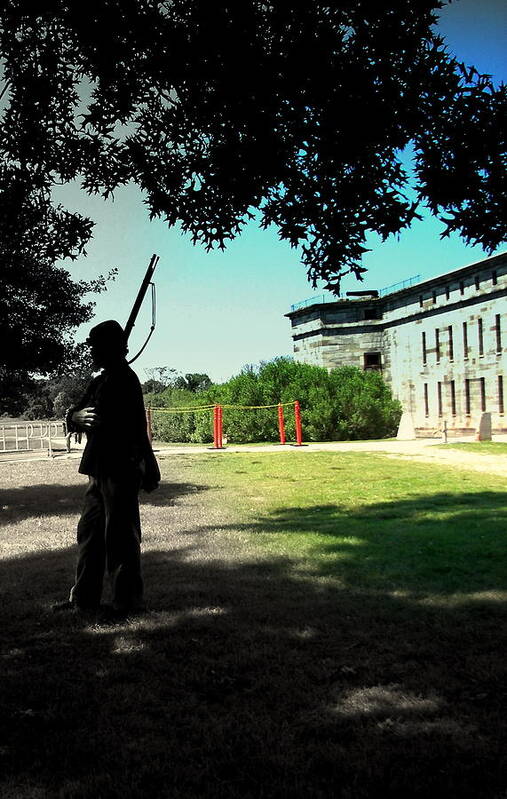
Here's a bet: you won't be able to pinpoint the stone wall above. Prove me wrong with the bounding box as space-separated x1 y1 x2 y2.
287 253 507 436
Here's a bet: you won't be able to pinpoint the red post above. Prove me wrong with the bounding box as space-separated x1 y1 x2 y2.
213 405 219 448
146 406 153 444
218 405 223 448
294 401 303 446
278 403 286 445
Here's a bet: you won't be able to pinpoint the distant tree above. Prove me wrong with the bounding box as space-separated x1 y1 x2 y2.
143 367 177 388
141 379 167 396
5 343 94 419
0 368 38 417
0 0 505 377
142 368 212 393
173 373 213 393
21 380 53 420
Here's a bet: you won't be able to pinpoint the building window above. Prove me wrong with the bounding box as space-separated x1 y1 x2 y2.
475 274 481 290
432 290 437 304
450 380 456 416
424 383 429 417
496 314 502 353
422 332 427 365
499 376 504 415
437 382 443 417
460 280 465 296
445 285 450 300
478 317 484 356
419 295 423 308
463 321 468 359
480 377 486 412
435 329 440 363
363 352 382 371
465 379 471 415
448 325 454 361
492 270 498 286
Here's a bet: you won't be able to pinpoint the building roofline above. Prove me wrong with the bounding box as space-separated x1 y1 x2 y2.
286 250 507 318
404 250 506 294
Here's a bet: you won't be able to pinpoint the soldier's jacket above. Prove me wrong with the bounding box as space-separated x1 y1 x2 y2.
67 360 160 490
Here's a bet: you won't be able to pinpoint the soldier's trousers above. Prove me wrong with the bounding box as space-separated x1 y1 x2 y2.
70 472 144 611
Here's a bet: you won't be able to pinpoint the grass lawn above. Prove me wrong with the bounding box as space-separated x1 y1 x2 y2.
152 438 398 448
435 441 507 455
1 452 506 798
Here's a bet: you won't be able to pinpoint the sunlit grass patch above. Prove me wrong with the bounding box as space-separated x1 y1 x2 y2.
186 452 507 599
434 441 507 454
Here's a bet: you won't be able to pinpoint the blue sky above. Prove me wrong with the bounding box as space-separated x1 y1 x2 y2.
58 0 507 384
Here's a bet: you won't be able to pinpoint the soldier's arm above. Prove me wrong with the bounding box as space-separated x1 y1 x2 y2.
69 407 100 430
65 379 100 433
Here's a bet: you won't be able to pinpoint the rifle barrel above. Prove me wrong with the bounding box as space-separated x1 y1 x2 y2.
124 254 159 340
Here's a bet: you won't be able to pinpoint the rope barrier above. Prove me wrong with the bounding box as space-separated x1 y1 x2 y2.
149 401 297 413
149 405 216 413
146 400 303 447
220 401 297 410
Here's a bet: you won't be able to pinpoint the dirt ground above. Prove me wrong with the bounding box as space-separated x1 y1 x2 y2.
2 435 507 477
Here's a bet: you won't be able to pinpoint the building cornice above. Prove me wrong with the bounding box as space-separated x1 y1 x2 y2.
291 285 507 342
286 251 507 320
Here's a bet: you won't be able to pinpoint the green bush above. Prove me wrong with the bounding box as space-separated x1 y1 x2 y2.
146 359 402 444
145 387 211 443
327 366 402 440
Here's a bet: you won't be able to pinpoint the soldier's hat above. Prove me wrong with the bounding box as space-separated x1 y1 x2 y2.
86 320 127 346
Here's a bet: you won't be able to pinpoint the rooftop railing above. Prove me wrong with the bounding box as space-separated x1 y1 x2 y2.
290 274 421 312
378 274 421 297
289 294 334 312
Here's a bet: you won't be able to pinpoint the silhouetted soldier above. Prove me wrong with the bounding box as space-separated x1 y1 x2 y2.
55 320 160 618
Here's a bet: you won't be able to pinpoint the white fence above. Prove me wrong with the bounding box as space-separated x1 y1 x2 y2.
0 421 66 455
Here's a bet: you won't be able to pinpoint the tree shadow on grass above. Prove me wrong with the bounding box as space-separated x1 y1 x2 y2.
224 490 507 597
0 479 209 527
0 493 506 798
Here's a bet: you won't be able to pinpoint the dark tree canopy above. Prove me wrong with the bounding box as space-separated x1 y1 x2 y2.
0 163 112 371
0 1 505 373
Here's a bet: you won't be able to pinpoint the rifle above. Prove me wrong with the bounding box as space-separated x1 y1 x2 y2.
125 253 160 364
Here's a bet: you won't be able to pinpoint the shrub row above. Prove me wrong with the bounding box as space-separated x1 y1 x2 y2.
146 358 402 444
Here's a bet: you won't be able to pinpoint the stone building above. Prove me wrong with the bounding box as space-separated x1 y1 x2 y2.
286 252 507 436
